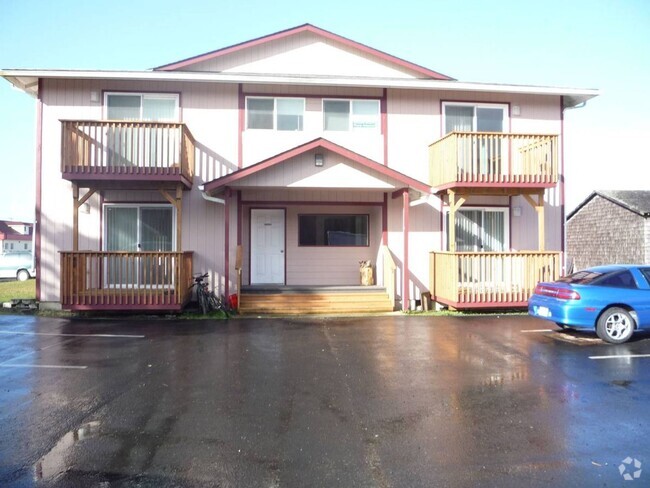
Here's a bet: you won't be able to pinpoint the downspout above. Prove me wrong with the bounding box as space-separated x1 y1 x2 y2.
198 184 226 205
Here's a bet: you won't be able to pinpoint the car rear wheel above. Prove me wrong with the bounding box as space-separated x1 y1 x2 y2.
16 269 30 282
596 307 635 344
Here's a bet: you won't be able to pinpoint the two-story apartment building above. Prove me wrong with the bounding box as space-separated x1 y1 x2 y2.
1 24 597 313
0 220 33 253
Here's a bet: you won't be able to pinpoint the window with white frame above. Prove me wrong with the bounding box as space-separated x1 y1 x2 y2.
105 93 179 121
442 102 507 134
104 204 175 252
246 97 304 131
444 207 509 252
323 99 380 132
103 204 175 287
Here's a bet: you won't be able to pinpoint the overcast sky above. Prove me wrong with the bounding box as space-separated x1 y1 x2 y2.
1 0 649 221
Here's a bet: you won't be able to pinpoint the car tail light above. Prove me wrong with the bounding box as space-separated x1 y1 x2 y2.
534 284 581 300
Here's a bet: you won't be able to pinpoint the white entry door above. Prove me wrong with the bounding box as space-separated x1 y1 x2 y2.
251 209 285 284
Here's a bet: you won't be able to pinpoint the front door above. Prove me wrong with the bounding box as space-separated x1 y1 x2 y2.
251 209 285 284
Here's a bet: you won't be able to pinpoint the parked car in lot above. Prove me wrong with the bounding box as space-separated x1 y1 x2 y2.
528 264 650 344
0 252 35 281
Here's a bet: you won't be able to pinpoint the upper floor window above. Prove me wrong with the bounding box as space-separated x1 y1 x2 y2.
246 97 304 131
323 99 380 132
105 93 179 122
443 102 508 134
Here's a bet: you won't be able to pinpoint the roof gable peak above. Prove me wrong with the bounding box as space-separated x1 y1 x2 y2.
155 24 453 80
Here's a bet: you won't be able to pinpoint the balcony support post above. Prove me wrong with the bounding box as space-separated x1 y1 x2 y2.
159 184 184 250
447 190 466 253
72 184 96 251
523 191 545 251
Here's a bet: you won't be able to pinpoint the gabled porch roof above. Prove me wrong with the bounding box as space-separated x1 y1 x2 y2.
202 138 433 197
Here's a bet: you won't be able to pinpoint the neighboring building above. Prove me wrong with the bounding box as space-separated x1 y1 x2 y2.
0 24 597 312
0 220 33 253
567 191 650 271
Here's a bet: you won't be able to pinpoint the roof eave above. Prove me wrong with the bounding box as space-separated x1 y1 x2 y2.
0 69 600 103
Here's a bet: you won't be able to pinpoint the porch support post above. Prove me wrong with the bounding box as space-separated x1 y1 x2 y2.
224 188 231 299
447 190 466 253
402 189 410 312
159 184 184 250
382 193 388 245
523 192 545 251
72 184 96 252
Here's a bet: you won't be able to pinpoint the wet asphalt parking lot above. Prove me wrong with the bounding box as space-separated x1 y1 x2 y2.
0 313 649 487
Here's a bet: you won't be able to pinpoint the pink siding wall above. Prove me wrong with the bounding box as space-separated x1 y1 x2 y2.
386 89 564 253
242 85 384 165
39 78 239 303
240 201 381 286
38 75 564 306
185 32 421 79
238 151 397 190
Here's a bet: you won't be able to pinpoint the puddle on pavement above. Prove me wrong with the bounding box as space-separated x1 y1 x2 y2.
549 331 603 345
34 421 100 481
481 369 529 388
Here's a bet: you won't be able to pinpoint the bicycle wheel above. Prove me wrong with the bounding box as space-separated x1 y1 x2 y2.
206 293 220 313
198 290 209 314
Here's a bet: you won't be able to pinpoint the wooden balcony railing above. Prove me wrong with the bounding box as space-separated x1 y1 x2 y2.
429 132 558 189
60 251 194 311
61 120 195 185
429 251 561 308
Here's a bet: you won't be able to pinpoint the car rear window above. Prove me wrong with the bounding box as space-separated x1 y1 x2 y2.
639 268 650 286
593 270 638 289
557 270 604 284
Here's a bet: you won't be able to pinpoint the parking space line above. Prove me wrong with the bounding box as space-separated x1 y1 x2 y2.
0 331 145 339
0 364 87 369
589 354 650 360
521 329 554 333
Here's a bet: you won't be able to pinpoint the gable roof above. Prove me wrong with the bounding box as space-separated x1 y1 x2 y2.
202 138 432 195
155 24 454 80
567 190 650 220
0 220 32 241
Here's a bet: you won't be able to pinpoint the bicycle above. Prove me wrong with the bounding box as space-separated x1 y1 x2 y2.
190 273 230 316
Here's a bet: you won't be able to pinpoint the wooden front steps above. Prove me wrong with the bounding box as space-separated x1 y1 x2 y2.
239 286 395 315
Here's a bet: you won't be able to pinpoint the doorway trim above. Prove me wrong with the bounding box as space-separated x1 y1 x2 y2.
250 207 286 285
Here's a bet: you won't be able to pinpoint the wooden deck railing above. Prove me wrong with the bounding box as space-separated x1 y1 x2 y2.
60 251 194 310
61 120 195 182
429 132 558 188
381 245 397 309
429 251 561 307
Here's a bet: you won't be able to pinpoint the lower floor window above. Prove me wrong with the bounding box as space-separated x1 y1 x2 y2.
104 205 174 252
299 214 369 246
104 204 175 287
445 207 508 252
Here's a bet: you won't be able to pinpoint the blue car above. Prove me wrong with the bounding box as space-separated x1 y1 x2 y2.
528 265 650 344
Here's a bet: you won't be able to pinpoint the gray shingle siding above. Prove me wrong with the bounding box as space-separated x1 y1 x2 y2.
646 219 650 264
566 195 648 271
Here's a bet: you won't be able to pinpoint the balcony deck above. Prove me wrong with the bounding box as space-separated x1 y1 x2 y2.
61 120 195 189
60 251 194 311
430 251 561 309
429 132 558 195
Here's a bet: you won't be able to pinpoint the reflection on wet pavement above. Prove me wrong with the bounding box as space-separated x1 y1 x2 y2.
34 421 100 481
0 314 648 487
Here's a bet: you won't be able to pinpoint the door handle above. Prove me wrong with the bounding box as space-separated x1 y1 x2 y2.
280 250 284 253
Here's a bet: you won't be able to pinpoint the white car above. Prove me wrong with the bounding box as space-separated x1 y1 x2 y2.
0 252 35 281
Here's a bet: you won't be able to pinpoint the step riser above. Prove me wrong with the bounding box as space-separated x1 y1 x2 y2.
239 292 394 314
